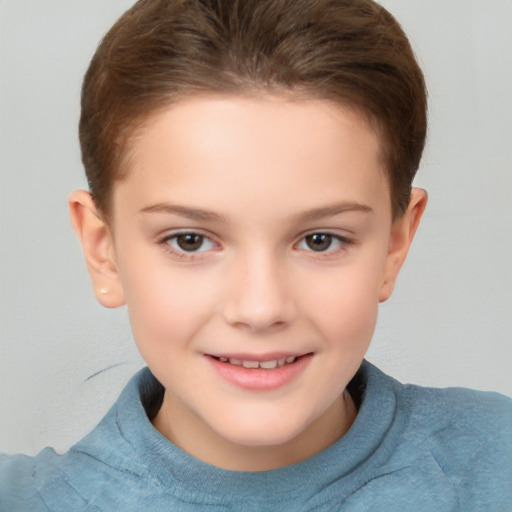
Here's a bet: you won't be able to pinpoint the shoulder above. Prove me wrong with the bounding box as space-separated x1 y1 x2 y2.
353 361 511 450
0 447 98 511
397 378 512 508
0 452 45 511
356 362 511 510
360 361 512 468
401 381 512 448
0 368 164 511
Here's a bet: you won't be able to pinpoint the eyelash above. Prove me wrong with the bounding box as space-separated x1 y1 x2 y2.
159 231 219 261
158 230 353 261
295 232 353 255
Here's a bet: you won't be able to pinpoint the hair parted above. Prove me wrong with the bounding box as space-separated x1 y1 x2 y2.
79 0 427 218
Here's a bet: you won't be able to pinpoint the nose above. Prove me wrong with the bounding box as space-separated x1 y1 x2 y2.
222 251 297 333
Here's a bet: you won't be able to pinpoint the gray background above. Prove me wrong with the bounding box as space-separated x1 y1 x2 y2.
1 0 511 455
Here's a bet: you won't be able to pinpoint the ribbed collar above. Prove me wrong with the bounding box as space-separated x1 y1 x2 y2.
84 360 406 504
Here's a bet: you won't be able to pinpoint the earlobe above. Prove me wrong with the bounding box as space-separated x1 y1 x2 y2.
379 188 427 302
68 190 126 308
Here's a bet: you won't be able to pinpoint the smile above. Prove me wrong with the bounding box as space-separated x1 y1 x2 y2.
213 355 298 369
208 353 312 391
206 352 313 391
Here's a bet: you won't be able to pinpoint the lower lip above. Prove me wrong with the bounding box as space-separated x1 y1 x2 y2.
207 354 313 391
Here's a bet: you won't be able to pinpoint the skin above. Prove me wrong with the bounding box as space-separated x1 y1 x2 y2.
70 95 426 471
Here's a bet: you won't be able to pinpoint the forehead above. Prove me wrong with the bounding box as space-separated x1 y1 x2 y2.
113 95 391 221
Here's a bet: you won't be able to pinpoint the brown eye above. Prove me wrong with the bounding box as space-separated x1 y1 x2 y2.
175 233 204 251
162 231 217 258
305 233 332 252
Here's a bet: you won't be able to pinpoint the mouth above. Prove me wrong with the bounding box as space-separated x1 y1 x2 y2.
210 354 307 370
206 353 313 390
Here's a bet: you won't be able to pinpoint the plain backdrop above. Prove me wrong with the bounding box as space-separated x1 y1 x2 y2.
1 0 511 455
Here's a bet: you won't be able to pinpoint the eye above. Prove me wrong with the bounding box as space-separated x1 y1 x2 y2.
296 232 349 253
304 233 333 252
165 232 217 253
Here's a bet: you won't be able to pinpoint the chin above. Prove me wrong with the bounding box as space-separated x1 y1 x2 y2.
213 412 310 448
228 430 297 448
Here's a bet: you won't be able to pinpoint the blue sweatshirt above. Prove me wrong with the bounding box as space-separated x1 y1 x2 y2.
1 361 511 511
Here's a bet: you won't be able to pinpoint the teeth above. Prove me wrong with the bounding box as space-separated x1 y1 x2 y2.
242 360 259 369
219 356 299 369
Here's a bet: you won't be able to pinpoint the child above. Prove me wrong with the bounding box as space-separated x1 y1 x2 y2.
1 0 511 510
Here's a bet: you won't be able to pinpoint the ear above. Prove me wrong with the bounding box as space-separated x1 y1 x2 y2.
379 188 427 302
68 190 126 308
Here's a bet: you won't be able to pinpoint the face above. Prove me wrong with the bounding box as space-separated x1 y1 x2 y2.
81 95 423 469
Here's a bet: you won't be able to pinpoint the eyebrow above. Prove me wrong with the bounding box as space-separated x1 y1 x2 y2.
294 202 373 222
139 201 372 223
139 203 226 221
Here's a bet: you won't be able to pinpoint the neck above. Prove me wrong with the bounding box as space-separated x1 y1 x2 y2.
152 391 357 471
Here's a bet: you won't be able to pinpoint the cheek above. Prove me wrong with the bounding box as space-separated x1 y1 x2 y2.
116 249 220 351
319 281 378 343
297 257 385 343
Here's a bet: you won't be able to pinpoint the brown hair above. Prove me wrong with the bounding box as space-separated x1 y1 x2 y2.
80 0 427 219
